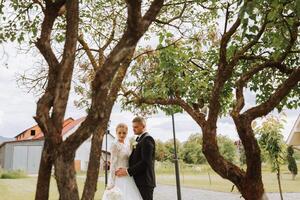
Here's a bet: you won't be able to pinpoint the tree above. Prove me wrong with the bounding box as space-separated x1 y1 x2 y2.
181 134 206 164
1 0 165 199
256 116 286 200
2 1 80 199
121 1 300 199
218 135 237 163
164 138 182 162
155 139 168 161
287 146 298 180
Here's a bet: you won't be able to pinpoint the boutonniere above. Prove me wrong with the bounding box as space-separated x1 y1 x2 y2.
129 137 138 150
132 141 138 150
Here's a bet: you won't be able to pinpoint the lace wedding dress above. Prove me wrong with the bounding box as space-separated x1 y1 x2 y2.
102 141 143 200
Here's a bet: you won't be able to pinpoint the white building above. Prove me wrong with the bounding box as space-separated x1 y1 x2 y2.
0 117 115 173
287 114 300 150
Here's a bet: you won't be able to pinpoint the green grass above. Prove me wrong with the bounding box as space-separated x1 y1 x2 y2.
156 162 300 193
156 172 300 193
0 170 27 179
0 163 299 199
0 176 105 200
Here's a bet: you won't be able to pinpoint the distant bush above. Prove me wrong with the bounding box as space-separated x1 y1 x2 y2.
156 133 238 165
294 150 300 160
287 146 298 180
155 161 212 174
0 170 27 179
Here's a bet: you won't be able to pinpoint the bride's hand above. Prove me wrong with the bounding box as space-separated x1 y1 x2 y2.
107 185 114 190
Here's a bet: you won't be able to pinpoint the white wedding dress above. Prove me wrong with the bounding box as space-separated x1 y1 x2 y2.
102 140 143 200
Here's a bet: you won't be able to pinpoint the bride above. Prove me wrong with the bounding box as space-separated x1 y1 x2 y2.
102 123 143 200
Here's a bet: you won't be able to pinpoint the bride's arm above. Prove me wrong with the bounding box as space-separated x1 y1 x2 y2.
107 143 118 188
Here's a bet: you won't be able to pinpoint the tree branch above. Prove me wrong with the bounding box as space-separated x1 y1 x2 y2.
142 0 164 30
244 67 300 120
101 17 117 51
78 34 99 71
219 9 242 65
122 89 206 127
34 2 63 134
125 0 142 34
133 37 182 60
154 2 186 26
232 13 269 62
51 0 79 126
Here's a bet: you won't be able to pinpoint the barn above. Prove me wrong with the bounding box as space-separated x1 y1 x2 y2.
0 117 115 174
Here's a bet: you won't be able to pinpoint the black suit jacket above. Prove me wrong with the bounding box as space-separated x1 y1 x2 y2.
128 132 156 188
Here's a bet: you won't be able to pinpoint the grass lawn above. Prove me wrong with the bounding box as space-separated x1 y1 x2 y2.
157 172 300 193
0 177 105 200
0 163 299 199
156 163 300 193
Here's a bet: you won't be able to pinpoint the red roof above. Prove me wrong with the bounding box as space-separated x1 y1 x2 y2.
14 117 75 140
33 117 86 139
0 116 114 153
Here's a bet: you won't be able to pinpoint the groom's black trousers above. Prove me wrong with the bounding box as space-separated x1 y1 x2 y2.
137 186 154 200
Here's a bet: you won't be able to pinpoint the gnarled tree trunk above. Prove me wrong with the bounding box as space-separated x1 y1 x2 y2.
81 124 107 200
81 55 134 200
54 152 79 200
202 121 266 200
35 140 54 200
34 0 79 199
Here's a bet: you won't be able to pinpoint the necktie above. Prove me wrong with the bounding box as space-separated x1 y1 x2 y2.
136 136 140 142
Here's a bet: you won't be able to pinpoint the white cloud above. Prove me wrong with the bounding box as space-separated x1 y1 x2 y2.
0 110 4 126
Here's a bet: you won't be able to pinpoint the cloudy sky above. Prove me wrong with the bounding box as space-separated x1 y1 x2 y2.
0 42 299 142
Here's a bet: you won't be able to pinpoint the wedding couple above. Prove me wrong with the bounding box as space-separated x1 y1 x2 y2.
102 116 156 200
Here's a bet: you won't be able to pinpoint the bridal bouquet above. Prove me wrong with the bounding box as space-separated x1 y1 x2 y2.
103 186 123 200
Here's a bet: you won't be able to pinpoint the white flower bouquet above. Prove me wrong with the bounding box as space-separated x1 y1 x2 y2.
103 186 123 200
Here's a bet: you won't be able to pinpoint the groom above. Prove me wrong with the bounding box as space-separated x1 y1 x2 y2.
115 116 156 200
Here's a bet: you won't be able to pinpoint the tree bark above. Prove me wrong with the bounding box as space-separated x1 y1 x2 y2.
202 124 267 199
201 113 267 200
33 0 79 199
34 140 53 200
81 125 106 200
55 152 79 200
233 115 266 200
81 56 133 200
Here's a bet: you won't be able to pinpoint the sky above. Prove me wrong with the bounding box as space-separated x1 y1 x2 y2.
0 41 299 143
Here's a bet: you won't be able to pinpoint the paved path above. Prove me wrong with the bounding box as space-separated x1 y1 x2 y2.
154 184 300 200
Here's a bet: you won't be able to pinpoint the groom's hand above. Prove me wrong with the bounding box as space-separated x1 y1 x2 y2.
115 168 128 177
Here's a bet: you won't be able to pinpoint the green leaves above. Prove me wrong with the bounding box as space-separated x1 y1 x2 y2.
287 146 298 176
181 134 205 164
0 1 42 44
123 30 221 115
256 115 286 172
297 0 300 18
123 1 300 118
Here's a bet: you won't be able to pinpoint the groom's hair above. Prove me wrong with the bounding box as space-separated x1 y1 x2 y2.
132 116 146 126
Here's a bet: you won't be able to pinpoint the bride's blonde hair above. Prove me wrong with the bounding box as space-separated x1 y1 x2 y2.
116 123 128 132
